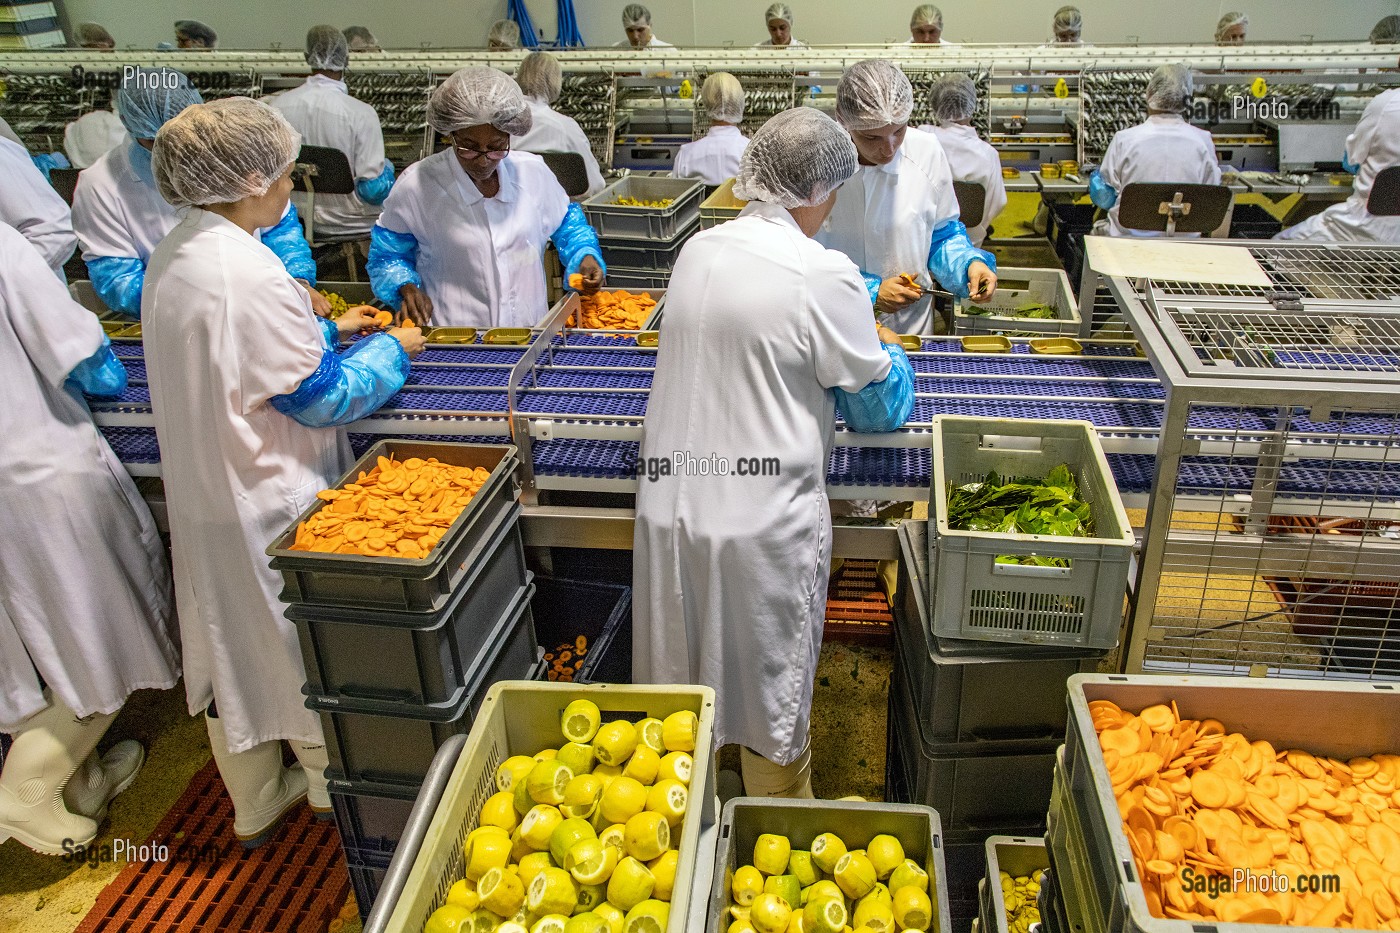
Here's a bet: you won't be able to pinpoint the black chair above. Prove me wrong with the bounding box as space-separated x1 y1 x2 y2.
952 180 986 231
1116 182 1233 236
1366 165 1400 217
538 151 591 199
49 167 80 206
292 144 366 281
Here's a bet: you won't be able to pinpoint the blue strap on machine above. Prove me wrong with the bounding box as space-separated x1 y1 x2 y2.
86 255 147 317
927 219 996 300
509 0 541 48
261 202 317 285
859 271 882 307
355 161 396 206
269 331 409 428
367 225 424 308
551 202 607 280
835 343 916 433
66 333 128 400
1088 170 1118 210
556 0 585 47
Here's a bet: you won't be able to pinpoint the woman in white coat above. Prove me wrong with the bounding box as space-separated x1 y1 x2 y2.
512 51 607 199
0 132 76 280
920 74 1006 247
0 222 178 855
754 4 809 48
634 108 916 798
143 98 424 847
368 67 606 328
817 60 997 336
672 73 749 186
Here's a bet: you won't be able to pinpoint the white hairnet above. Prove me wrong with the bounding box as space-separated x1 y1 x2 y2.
1372 15 1400 42
910 4 943 28
1215 12 1248 42
116 68 202 139
429 66 532 136
734 107 857 209
306 24 349 71
930 73 977 125
344 26 379 52
835 60 914 132
174 19 217 47
1053 6 1082 32
74 22 113 48
765 3 793 25
152 97 300 207
1146 63 1193 113
622 4 652 27
488 19 520 49
517 51 562 103
702 72 745 124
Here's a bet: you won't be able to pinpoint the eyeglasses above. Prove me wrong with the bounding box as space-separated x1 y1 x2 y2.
454 141 511 160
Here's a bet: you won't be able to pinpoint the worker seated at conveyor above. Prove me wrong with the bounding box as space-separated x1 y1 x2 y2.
617 4 674 49
918 74 1006 248
672 73 750 186
754 3 809 49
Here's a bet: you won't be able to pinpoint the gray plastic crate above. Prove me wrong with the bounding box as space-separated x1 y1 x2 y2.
599 221 699 270
267 441 519 612
984 837 1050 933
709 797 952 933
550 286 667 331
930 417 1134 650
605 267 672 291
583 176 705 240
953 268 1080 336
1045 749 1105 933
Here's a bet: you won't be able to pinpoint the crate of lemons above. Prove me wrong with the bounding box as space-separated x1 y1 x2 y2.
423 699 700 933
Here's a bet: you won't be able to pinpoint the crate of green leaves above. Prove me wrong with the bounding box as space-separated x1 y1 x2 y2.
952 267 1080 336
929 416 1135 650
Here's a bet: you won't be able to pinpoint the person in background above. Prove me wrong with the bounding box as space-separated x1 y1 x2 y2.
906 5 956 45
344 25 380 52
73 21 114 49
1370 16 1400 43
512 51 606 199
72 69 325 318
617 4 674 49
755 3 807 49
64 105 127 170
1047 6 1087 45
174 20 217 49
488 19 520 51
0 131 75 279
1089 64 1221 238
272 26 395 250
817 59 997 336
0 222 178 857
369 67 606 327
919 74 1005 248
1216 12 1248 46
672 73 749 186
634 107 915 799
143 98 422 848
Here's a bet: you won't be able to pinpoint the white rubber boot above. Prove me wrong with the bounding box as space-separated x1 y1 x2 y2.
740 743 815 799
0 700 113 855
64 741 146 823
289 739 331 818
205 714 307 848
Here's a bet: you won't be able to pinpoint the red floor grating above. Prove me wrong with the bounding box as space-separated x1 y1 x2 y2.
825 559 894 644
76 760 350 933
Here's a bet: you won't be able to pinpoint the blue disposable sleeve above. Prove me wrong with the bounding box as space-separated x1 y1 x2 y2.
550 203 607 279
269 332 409 428
927 219 997 300
1089 170 1118 209
261 203 317 285
860 271 882 307
367 225 424 308
1342 151 1359 175
317 315 340 350
32 152 71 182
65 334 127 400
86 255 146 317
834 343 917 433
355 161 396 206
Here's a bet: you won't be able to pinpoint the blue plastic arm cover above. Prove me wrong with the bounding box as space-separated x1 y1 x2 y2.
860 271 882 307
66 334 127 400
367 225 424 308
834 343 916 433
1342 151 1359 175
269 332 409 428
260 202 317 285
927 219 997 300
316 315 340 350
1089 170 1118 209
355 161 396 206
86 256 146 317
551 203 607 280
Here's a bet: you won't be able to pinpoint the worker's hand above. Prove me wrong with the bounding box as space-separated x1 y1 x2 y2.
299 280 333 318
398 283 434 326
876 324 903 346
875 275 922 315
388 324 426 359
335 305 383 338
966 262 997 304
577 256 605 294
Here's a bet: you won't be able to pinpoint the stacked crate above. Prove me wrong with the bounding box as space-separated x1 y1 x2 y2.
583 176 704 291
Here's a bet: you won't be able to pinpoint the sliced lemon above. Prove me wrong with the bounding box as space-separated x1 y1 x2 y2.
593 721 638 767
575 881 608 913
528 867 579 918
566 838 619 886
424 904 474 933
753 834 792 876
550 817 599 866
562 773 605 820
512 827 536 863
471 908 506 930
535 748 560 761
558 742 598 777
787 851 817 888
599 776 648 824
479 866 526 917
514 773 537 816
887 860 928 894
834 852 877 900
562 699 603 743
592 763 624 788
810 833 847 874
852 894 894 932
803 895 848 933
728 919 756 933
785 913 805 933
446 879 480 911
565 912 609 933
622 898 670 933
634 718 666 754
801 881 843 907
521 805 565 851
647 850 679 902
598 823 627 856
606 856 655 911
498 923 531 933
465 829 512 882
656 752 693 787
481 790 522 832
498 755 538 793
644 779 687 826
529 759 574 806
765 875 801 910
530 914 572 933
594 901 627 933
866 835 904 881
660 711 697 753
730 905 753 923
623 811 670 862
519 851 557 888
892 885 931 931
857 885 891 908
750 892 793 933
733 864 765 906
623 747 661 785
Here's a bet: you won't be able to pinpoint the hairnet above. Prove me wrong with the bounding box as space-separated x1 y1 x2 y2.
1145 63 1193 112
1215 12 1248 42
1052 6 1082 32
910 4 943 28
622 4 652 27
174 20 217 47
116 68 203 140
152 97 300 207
305 25 349 71
733 107 857 209
428 66 532 136
488 19 520 49
1371 15 1400 42
517 51 563 104
930 73 977 125
835 59 914 132
344 26 379 52
765 3 793 25
701 72 745 124
74 22 113 48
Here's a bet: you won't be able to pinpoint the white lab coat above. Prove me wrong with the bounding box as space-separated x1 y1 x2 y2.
513 97 607 199
143 209 344 754
922 123 1008 247
633 200 893 765
271 74 389 239
0 116 20 146
0 223 177 731
614 36 675 48
72 141 177 266
753 38 809 48
672 125 749 187
816 127 960 335
1097 114 1222 238
1277 88 1400 243
64 109 127 170
0 136 76 279
377 149 570 328
897 38 961 46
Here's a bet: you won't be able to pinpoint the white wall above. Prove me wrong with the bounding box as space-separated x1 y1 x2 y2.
62 0 1400 50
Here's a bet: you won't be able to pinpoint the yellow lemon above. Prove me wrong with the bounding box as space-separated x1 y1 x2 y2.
528 867 579 917
446 879 480 911
802 881 843 906
514 773 536 816
765 875 801 910
528 759 574 806
465 829 512 881
550 817 598 866
598 822 627 855
647 850 679 902
595 901 627 933
851 897 894 933
576 882 608 914
634 718 666 754
497 755 537 793
558 742 598 778
566 838 619 887
623 747 661 786
606 856 655 911
565 912 609 933
893 885 931 931
599 776 648 825
481 791 522 832
656 752 693 787
530 915 572 933
750 892 793 933
562 700 602 744
519 851 557 888
834 852 877 900
887 860 928 894
660 711 697 752
520 804 565 851
424 904 474 933
810 834 847 874
593 721 638 767
753 834 792 876
866 835 904 881
535 748 560 761
562 773 605 820
787 851 817 888
622 898 670 933
803 895 848 933
478 866 526 917
729 921 757 933
623 810 670 862
733 864 765 906
644 779 687 826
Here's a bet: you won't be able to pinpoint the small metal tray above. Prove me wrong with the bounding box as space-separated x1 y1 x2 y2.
483 328 531 346
635 330 659 348
899 335 923 352
424 327 478 345
1029 337 1083 355
961 334 1012 353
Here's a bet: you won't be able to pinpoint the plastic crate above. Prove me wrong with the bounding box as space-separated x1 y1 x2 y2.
708 797 952 933
984 837 1050 933
267 441 520 612
331 783 418 858
929 417 1134 650
699 177 747 229
553 286 667 331
310 583 540 788
530 576 633 683
953 268 1080 336
318 281 379 306
1045 749 1105 933
599 221 699 271
346 847 393 923
605 267 672 290
582 176 705 240
289 504 528 706
380 682 716 933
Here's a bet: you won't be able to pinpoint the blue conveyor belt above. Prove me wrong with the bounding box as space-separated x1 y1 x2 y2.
102 425 161 463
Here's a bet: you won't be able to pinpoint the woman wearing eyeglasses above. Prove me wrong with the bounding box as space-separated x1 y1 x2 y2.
368 67 606 327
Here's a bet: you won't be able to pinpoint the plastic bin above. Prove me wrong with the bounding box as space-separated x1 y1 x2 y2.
310 583 541 787
954 268 1080 336
1045 749 1105 933
379 682 716 933
317 281 379 307
530 576 633 683
553 286 667 331
599 221 699 270
331 783 418 857
699 177 747 229
983 837 1050 933
267 441 520 612
605 267 672 290
346 846 393 923
708 797 952 933
582 176 705 240
929 417 1134 650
